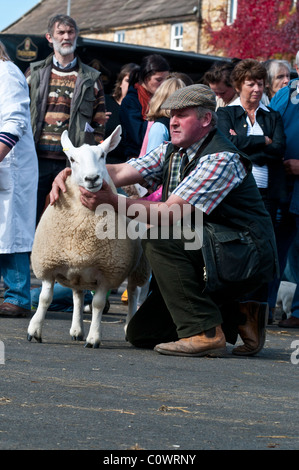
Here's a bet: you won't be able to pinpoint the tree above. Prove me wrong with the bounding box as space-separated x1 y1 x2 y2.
204 0 299 62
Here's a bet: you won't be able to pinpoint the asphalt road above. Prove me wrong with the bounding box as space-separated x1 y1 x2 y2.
1 285 299 452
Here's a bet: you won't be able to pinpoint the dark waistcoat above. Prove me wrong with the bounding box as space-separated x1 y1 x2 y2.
161 129 278 284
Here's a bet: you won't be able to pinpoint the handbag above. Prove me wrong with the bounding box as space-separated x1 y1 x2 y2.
201 222 261 295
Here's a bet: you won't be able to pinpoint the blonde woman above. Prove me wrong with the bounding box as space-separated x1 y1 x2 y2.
0 42 38 317
144 77 186 153
136 76 186 157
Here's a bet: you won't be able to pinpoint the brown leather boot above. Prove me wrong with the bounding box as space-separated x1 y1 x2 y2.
232 301 269 356
0 302 31 318
154 325 226 357
278 316 299 328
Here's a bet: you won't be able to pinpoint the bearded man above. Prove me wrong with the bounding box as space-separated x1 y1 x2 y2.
26 14 106 223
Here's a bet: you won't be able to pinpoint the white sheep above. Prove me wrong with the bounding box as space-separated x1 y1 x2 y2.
27 125 150 348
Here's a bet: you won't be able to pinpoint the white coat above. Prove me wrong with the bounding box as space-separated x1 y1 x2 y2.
0 60 38 254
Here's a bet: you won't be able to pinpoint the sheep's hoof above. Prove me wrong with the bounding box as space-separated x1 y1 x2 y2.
27 333 42 343
71 335 84 341
84 342 100 349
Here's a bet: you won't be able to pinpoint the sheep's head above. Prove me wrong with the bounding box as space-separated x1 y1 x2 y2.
61 125 122 192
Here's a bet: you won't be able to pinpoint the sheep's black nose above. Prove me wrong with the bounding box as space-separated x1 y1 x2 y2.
85 175 100 185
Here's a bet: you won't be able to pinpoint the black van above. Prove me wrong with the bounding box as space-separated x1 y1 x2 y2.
0 33 231 93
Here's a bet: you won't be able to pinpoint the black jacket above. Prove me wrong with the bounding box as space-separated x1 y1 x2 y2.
162 130 271 235
217 104 286 200
119 86 147 159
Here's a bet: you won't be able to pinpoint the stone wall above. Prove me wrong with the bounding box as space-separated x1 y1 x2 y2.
83 0 228 56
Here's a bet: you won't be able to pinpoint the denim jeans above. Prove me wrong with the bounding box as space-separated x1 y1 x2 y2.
126 227 223 348
283 215 299 318
31 283 93 312
0 252 31 309
267 200 297 309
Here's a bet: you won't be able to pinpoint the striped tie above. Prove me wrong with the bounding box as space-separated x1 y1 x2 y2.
179 150 189 180
168 149 189 195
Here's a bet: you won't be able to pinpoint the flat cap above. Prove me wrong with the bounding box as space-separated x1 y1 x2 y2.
161 84 216 112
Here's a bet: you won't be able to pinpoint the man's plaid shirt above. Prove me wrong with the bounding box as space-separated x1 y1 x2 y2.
127 133 247 215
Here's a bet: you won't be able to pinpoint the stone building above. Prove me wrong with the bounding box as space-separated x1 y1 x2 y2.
3 0 237 56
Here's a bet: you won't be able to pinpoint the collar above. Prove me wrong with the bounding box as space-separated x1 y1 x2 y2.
179 132 213 161
230 96 270 113
53 56 77 70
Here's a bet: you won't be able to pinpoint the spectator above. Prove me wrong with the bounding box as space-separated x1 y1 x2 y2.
0 42 38 318
168 71 193 86
217 59 286 225
144 76 186 154
270 51 299 328
119 54 170 160
260 59 291 318
26 14 106 224
203 60 239 109
216 59 286 320
263 59 291 105
105 63 138 164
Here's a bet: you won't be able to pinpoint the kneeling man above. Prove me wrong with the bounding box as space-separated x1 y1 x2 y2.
51 85 277 357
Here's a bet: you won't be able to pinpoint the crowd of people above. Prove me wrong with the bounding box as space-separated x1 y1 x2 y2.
0 13 298 358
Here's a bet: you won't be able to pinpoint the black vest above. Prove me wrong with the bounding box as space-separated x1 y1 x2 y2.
162 129 273 239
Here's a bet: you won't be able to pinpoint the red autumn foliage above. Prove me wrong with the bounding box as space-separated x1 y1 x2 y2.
204 0 299 62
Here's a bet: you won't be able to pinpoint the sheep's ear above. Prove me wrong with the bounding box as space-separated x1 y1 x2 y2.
100 125 122 154
61 130 76 158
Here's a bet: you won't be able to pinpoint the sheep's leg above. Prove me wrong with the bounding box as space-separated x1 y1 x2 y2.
85 287 107 348
27 279 54 343
70 289 84 341
126 279 140 333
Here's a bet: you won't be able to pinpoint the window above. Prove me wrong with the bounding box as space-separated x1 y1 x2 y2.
114 30 125 43
171 23 183 51
227 0 238 25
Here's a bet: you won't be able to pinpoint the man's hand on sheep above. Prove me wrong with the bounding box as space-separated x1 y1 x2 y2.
48 165 195 225
79 180 118 211
49 168 72 205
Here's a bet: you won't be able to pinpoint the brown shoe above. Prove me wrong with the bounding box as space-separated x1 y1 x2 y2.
232 301 268 356
0 302 31 318
154 325 226 357
278 316 299 328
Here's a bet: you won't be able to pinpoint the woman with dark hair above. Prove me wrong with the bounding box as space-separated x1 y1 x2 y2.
111 63 139 104
119 54 170 160
217 58 286 224
105 62 138 164
217 58 286 312
204 60 239 109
